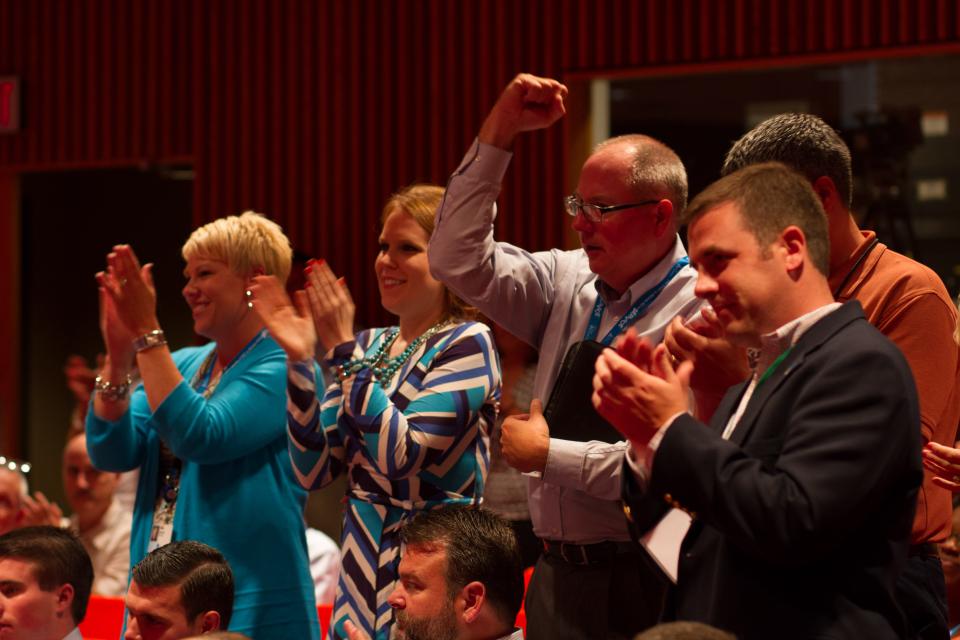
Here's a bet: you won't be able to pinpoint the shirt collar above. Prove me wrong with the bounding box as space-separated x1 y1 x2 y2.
753 302 842 375
63 627 83 640
828 229 883 299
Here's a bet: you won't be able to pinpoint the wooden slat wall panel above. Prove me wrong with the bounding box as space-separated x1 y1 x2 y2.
0 0 194 170
192 0 960 328
0 0 958 331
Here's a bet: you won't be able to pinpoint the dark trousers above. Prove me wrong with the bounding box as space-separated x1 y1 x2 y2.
896 552 949 640
524 548 666 640
509 519 543 569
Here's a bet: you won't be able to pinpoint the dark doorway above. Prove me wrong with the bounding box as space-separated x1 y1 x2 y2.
19 166 193 504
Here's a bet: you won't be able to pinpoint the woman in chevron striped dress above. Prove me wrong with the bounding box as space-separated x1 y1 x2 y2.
250 184 501 640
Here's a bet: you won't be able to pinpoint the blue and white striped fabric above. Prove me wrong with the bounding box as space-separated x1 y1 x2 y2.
286 320 501 640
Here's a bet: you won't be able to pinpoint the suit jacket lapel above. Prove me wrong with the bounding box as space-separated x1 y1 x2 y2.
709 382 749 433
729 350 806 445
728 301 865 446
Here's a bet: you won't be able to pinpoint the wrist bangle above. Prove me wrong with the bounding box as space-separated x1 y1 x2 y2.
133 329 167 353
95 374 133 402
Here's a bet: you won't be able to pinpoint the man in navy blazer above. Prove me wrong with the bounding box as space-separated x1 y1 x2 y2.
592 162 922 639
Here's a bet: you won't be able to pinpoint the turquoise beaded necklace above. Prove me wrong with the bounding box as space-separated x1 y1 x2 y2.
339 320 449 388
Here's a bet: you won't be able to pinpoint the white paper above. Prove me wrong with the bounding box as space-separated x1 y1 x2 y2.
639 508 692 583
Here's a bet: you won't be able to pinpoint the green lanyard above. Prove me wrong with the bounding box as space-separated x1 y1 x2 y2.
756 346 793 388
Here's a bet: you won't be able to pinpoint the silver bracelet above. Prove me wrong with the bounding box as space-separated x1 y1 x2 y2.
94 374 133 402
133 329 167 353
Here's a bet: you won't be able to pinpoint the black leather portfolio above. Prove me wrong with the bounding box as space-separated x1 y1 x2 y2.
543 340 622 444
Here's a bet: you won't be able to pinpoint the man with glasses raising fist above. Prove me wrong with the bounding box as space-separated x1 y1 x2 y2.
428 73 702 640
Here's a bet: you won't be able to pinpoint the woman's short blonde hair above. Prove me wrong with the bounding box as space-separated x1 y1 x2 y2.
381 185 475 321
181 211 293 283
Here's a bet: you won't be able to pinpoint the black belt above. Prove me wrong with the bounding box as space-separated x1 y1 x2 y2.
909 542 939 558
542 539 637 566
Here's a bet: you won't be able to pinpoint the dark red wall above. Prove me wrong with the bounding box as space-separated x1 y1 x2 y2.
2 0 960 329
2 0 960 455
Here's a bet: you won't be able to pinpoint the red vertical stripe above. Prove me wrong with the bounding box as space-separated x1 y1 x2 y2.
769 0 781 56
842 0 854 48
717 0 729 59
699 0 712 61
806 0 818 51
55 0 67 161
191 0 205 226
0 1 957 329
899 0 912 43
734 0 746 57
820 0 837 51
628 0 642 64
131 1 145 158
880 0 892 45
647 0 659 64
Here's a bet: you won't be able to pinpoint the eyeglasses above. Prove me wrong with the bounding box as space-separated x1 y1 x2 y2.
564 195 661 223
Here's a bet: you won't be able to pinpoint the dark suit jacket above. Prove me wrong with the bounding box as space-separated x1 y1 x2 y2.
623 302 922 639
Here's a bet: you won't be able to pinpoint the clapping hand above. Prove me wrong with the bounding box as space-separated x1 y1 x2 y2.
342 620 370 640
592 329 693 447
664 308 748 420
303 260 356 355
64 354 104 406
248 275 317 362
664 307 749 396
923 442 960 492
95 246 156 370
96 245 160 336
20 492 63 528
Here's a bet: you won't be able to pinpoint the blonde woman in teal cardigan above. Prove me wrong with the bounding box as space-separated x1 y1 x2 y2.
86 212 319 640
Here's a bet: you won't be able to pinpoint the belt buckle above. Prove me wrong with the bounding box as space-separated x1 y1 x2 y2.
560 542 589 565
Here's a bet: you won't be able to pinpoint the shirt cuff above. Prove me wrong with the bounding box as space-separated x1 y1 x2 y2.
541 437 583 487
626 411 688 489
451 139 514 184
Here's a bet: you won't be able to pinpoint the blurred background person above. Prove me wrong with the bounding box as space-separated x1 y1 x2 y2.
305 525 339 605
941 497 960 636
65 354 139 512
62 430 130 596
86 212 319 639
0 464 65 533
250 184 501 640
0 466 28 535
483 320 541 568
64 354 99 434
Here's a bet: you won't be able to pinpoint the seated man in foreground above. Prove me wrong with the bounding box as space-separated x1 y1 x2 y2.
123 540 234 639
0 525 94 640
344 505 525 640
593 162 922 639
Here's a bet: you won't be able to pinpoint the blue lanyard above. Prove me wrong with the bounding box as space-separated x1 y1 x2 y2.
194 329 268 396
583 257 689 345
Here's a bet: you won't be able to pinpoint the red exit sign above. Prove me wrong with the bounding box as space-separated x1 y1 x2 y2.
0 77 20 133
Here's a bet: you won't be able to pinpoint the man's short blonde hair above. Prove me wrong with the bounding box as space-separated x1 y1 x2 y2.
181 211 292 283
